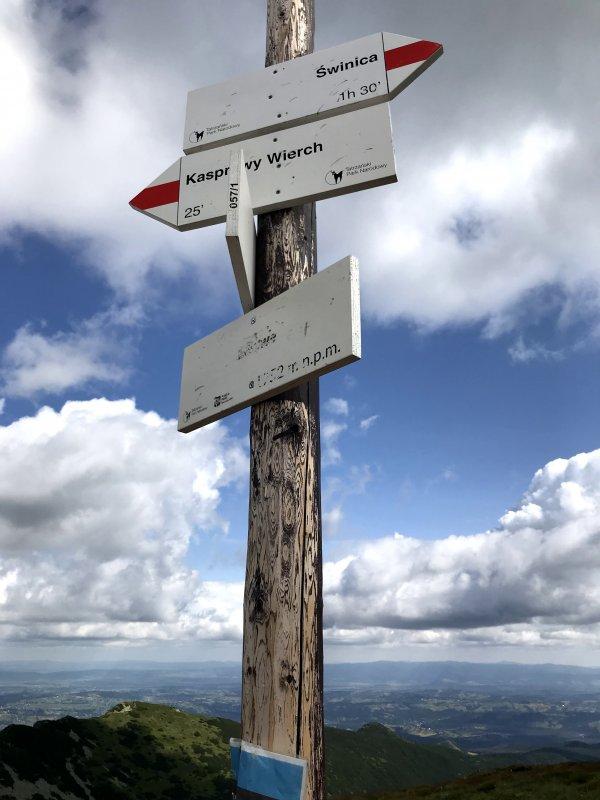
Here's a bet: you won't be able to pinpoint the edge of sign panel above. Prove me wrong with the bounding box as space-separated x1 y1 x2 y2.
131 165 396 232
178 256 361 433
183 86 387 157
178 173 397 233
193 94 389 156
225 149 256 313
349 255 361 361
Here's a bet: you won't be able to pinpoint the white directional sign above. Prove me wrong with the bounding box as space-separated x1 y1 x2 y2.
178 256 360 432
130 103 396 231
226 149 256 313
184 32 442 153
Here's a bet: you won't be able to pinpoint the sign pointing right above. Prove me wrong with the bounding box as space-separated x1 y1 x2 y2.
184 32 442 154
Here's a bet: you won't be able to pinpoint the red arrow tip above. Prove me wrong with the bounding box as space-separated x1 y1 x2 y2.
130 180 180 211
384 40 443 72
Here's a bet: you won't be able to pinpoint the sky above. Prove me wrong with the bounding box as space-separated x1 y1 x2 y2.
1 0 600 666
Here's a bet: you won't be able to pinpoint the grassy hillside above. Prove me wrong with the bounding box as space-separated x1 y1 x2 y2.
0 701 238 800
339 761 600 799
1 701 599 799
325 723 484 796
0 702 485 799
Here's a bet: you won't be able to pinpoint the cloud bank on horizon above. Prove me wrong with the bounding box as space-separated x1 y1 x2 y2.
0 0 598 343
1 398 599 653
325 448 600 649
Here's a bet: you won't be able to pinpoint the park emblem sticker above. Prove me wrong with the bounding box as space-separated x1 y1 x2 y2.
325 168 345 185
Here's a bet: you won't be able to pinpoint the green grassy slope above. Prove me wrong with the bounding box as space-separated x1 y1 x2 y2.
0 701 237 800
339 761 600 799
1 702 599 799
325 722 484 796
325 723 600 797
0 703 483 799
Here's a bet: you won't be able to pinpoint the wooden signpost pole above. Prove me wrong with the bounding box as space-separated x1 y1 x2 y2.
241 1 324 798
129 11 442 792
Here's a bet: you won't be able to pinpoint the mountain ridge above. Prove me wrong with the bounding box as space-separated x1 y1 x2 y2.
1 701 600 799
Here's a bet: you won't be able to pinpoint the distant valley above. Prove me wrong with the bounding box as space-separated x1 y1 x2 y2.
2 660 600 755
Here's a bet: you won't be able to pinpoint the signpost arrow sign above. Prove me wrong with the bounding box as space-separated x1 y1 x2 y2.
128 159 180 230
184 32 442 154
226 149 256 313
130 103 396 231
178 255 360 433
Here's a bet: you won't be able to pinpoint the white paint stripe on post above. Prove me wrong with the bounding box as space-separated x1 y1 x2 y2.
178 255 361 433
226 149 256 313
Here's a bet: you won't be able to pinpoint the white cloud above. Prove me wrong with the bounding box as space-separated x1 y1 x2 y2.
324 448 600 649
317 3 600 335
348 464 375 495
325 397 349 416
1 2 599 337
323 504 343 537
1 306 139 398
321 123 594 332
0 398 5 414
326 464 374 503
322 420 347 466
323 464 375 545
443 469 456 481
0 2 263 296
0 398 246 643
4 404 600 655
437 468 457 483
509 336 565 364
359 414 378 431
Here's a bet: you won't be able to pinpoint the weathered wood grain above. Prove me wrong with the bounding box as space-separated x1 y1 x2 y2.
241 2 324 798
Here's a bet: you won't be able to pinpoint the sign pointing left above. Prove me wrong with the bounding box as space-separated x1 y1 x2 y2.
130 160 181 229
130 103 396 231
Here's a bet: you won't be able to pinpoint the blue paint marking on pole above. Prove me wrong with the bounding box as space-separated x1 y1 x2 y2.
230 738 307 800
231 738 242 779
